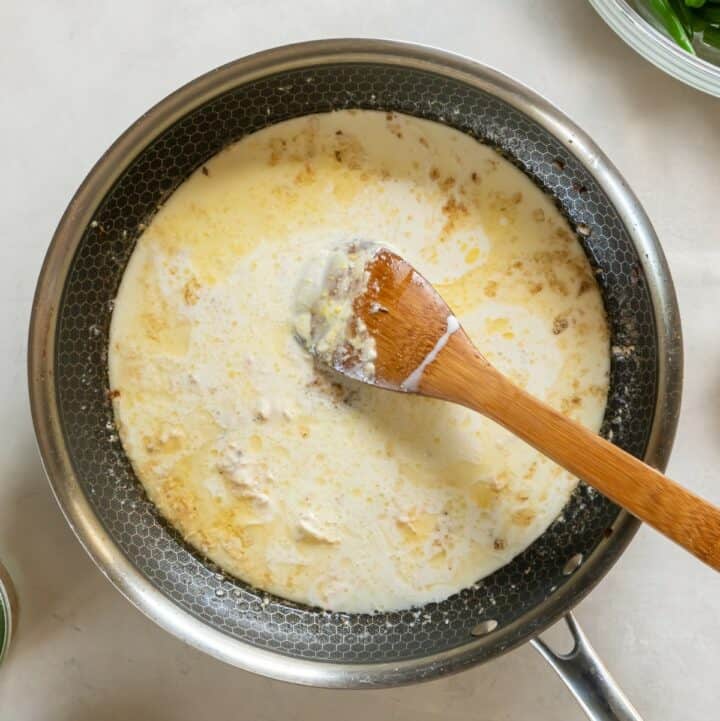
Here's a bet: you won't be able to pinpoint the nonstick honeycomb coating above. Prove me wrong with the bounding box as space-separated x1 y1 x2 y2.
55 63 656 663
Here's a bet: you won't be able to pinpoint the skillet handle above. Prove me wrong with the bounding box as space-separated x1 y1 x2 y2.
531 613 643 721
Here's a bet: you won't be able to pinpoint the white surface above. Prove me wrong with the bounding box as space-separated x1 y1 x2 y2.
1 1 719 719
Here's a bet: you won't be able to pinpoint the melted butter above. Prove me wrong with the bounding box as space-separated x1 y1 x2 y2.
109 110 609 613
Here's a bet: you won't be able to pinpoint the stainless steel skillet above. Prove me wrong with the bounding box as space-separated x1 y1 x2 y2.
28 39 682 721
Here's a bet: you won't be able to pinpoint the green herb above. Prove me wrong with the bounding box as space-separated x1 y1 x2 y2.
649 0 697 52
670 0 696 33
689 13 708 31
697 4 720 21
702 23 720 46
643 0 720 52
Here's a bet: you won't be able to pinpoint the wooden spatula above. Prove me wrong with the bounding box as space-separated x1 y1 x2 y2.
300 243 720 571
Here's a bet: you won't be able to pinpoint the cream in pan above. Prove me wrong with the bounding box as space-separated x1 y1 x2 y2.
109 110 609 613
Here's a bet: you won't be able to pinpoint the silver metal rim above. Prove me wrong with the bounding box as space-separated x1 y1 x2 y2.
28 39 683 687
0 560 16 665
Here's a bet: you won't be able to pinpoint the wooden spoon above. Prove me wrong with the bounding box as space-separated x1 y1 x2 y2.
303 244 720 571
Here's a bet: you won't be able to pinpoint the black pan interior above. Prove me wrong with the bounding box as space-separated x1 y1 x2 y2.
55 63 656 664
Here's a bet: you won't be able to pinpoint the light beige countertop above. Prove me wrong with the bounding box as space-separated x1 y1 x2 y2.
2 1 719 719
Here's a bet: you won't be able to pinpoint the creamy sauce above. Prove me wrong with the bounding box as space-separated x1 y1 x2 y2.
109 110 610 613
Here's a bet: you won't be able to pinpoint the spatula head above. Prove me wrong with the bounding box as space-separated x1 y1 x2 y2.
294 241 463 392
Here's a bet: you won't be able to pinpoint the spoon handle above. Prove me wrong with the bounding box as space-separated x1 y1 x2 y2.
428 335 720 571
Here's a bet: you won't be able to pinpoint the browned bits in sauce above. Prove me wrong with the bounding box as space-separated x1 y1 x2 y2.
266 137 289 166
442 197 467 215
493 538 507 550
484 280 498 298
329 382 349 402
335 129 343 135
429 167 440 181
511 508 536 527
334 150 343 163
555 227 573 243
529 282 543 295
488 189 523 214
183 278 201 306
440 196 469 239
307 373 358 406
385 117 404 139
561 395 583 414
577 278 593 296
553 316 569 335
532 208 545 222
471 171 479 183
438 176 455 192
108 389 121 400
294 162 316 185
201 166 210 176
418 136 429 148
